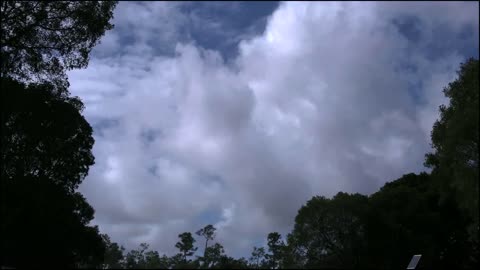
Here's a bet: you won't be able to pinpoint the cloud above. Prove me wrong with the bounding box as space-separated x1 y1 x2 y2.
68 1 479 258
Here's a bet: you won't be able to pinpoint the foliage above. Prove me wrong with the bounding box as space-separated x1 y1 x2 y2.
1 77 94 193
366 173 472 269
266 232 285 269
202 243 225 268
249 246 267 269
0 1 118 90
291 192 369 269
1 78 104 268
197 224 217 256
175 232 198 263
102 234 126 269
425 58 479 242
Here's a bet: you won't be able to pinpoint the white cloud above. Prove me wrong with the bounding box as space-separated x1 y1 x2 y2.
68 1 479 257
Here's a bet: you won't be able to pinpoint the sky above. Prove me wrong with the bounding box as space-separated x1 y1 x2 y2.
67 1 479 258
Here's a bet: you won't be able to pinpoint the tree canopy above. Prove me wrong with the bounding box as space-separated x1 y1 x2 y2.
0 1 118 90
175 232 198 263
1 1 118 268
0 77 104 268
289 192 369 269
1 78 94 192
425 58 479 241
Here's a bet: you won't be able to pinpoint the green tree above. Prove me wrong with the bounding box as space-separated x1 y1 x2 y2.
425 58 479 242
281 233 305 269
1 78 94 193
215 255 249 269
175 232 198 263
292 192 369 269
202 242 225 268
144 250 159 269
0 78 104 268
143 250 170 269
125 243 149 269
0 1 118 90
1 175 106 268
197 224 217 257
266 232 285 269
366 173 472 270
102 234 126 269
169 253 185 269
1 1 118 268
249 246 267 269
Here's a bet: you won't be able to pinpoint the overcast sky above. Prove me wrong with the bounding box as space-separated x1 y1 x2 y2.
67 1 479 258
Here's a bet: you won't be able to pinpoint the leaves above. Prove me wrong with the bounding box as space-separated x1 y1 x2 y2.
425 58 479 242
176 232 198 263
291 192 369 269
0 1 118 91
1 78 104 268
1 77 94 193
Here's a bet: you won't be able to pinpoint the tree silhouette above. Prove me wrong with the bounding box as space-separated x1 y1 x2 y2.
175 232 198 263
367 173 473 270
266 232 285 269
203 242 225 268
1 78 94 193
249 246 267 269
291 192 369 269
1 78 104 268
0 1 118 90
101 234 126 269
197 224 217 258
425 58 479 243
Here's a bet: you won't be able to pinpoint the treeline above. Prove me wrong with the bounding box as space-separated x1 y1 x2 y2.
99 173 477 269
1 1 478 269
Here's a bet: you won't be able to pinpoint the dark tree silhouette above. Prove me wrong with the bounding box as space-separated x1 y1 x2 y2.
197 224 217 257
0 78 103 268
425 58 479 243
175 232 198 264
1 78 94 193
0 1 118 90
291 192 369 269
202 242 225 268
102 234 126 269
249 246 267 269
266 232 285 269
366 173 472 270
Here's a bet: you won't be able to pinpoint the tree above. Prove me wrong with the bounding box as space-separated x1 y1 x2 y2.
197 224 217 257
291 192 369 269
0 1 118 90
366 173 472 270
1 78 104 268
1 174 106 268
1 77 94 193
175 232 198 263
266 232 285 269
123 243 171 269
215 255 249 269
169 253 186 269
281 233 306 269
249 246 267 269
124 243 150 269
1 2 118 268
144 252 170 269
202 242 225 269
102 234 126 269
425 58 479 242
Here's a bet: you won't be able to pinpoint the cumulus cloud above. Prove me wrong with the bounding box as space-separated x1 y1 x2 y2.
68 1 479 257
